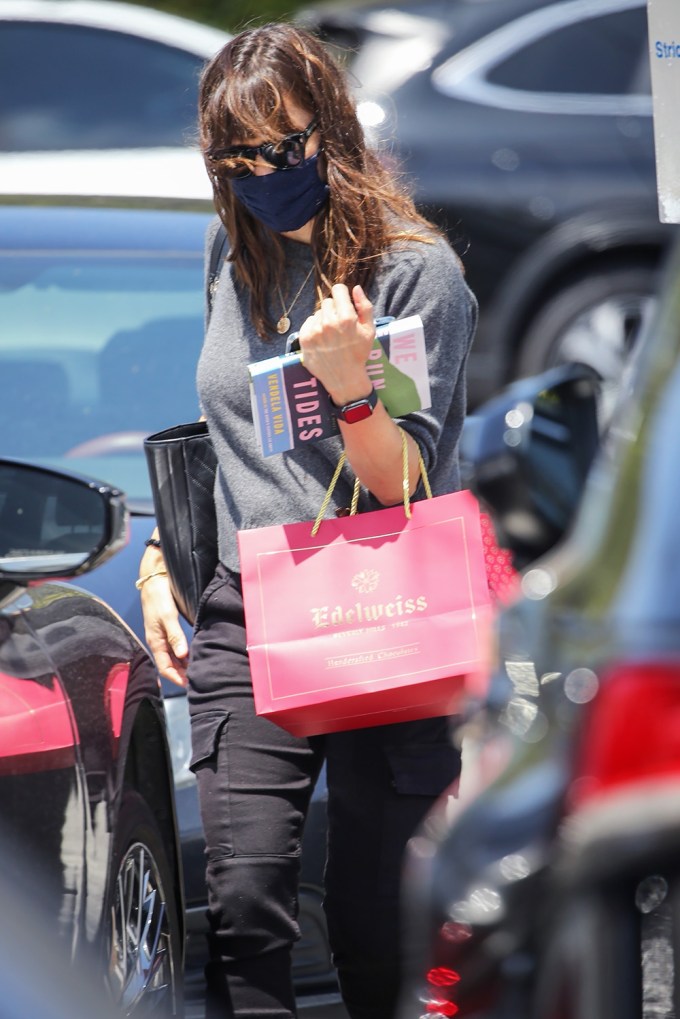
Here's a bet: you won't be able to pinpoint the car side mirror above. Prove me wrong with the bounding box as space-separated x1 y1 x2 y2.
0 459 128 584
461 365 601 569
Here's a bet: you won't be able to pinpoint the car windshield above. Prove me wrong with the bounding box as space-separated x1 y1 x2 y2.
0 250 204 510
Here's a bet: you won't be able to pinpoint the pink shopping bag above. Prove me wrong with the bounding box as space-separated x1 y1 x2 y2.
238 488 494 737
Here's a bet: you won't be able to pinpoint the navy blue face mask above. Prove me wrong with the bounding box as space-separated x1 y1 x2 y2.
230 153 329 233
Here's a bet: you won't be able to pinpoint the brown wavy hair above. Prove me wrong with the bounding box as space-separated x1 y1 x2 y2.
198 22 440 338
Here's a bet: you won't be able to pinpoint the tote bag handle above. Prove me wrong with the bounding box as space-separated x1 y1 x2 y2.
312 428 432 536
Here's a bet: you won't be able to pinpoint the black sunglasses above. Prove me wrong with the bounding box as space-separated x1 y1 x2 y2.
210 118 319 179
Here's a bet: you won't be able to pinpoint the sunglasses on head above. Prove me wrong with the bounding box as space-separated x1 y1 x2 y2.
210 118 319 179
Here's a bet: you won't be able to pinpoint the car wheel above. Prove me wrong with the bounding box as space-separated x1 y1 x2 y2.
105 789 184 1017
516 266 659 424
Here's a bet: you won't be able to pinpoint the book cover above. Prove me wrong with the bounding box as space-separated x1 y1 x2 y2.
248 314 430 457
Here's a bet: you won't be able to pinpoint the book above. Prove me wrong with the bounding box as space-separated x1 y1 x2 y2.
248 314 430 457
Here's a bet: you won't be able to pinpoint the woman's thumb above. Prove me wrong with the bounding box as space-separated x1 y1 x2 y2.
352 284 373 325
169 629 188 661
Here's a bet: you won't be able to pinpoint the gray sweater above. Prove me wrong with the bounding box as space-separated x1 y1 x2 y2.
197 220 478 572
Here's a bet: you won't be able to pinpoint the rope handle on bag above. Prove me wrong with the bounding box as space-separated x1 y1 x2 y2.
311 428 432 536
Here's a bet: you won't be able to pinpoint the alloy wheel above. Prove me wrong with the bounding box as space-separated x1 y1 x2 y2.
107 840 177 1015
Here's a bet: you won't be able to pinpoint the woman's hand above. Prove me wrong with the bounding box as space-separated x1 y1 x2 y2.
297 284 375 406
298 282 423 505
138 550 188 687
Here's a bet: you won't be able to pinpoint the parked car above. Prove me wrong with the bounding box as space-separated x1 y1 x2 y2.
0 0 223 200
0 145 212 202
0 0 229 152
298 0 678 409
0 456 184 1015
396 235 680 1018
0 194 342 1018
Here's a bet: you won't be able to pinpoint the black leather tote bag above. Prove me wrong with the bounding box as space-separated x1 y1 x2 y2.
144 421 218 625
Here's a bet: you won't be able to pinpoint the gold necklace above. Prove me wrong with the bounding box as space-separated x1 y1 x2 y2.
276 267 314 334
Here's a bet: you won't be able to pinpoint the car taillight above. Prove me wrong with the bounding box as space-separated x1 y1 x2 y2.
569 662 680 808
422 966 462 1017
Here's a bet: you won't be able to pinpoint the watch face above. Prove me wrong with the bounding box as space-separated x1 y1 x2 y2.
334 387 378 423
343 401 373 424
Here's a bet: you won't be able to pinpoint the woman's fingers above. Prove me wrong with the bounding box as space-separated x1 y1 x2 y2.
150 641 188 687
328 283 356 325
148 632 189 686
297 283 375 397
141 578 189 686
318 284 374 340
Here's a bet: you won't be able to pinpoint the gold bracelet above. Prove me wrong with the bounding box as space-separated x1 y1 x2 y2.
135 568 168 591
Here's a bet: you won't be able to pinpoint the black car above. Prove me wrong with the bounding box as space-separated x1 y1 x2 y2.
0 457 184 1015
396 235 680 1017
298 0 678 410
0 195 341 1018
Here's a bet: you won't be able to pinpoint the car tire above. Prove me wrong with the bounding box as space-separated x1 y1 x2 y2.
105 789 184 1017
516 266 659 422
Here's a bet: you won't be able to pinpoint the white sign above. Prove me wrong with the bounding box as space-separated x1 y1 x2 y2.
648 0 680 223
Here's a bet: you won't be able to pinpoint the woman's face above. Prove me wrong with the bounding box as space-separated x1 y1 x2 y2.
236 98 320 177
225 95 327 243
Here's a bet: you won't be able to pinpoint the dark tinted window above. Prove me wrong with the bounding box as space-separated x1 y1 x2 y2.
0 463 106 562
0 22 204 151
487 8 649 95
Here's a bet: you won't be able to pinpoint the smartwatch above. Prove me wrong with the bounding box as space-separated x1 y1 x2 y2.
330 387 379 424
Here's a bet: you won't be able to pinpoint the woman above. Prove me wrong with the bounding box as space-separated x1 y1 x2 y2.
138 22 477 1019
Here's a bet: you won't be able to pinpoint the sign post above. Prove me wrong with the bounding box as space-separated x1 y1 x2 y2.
648 0 680 223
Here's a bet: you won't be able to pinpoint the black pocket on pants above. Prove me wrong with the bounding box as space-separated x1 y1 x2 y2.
189 709 229 773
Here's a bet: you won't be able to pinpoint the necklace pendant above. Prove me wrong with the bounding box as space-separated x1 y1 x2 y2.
277 315 291 335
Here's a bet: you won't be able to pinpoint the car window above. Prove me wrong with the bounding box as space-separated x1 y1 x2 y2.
486 7 649 96
0 23 205 151
0 250 204 503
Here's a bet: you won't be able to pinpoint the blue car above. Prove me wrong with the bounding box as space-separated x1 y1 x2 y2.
0 195 340 1018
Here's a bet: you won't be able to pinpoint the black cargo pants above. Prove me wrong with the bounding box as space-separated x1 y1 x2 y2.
187 564 461 1019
